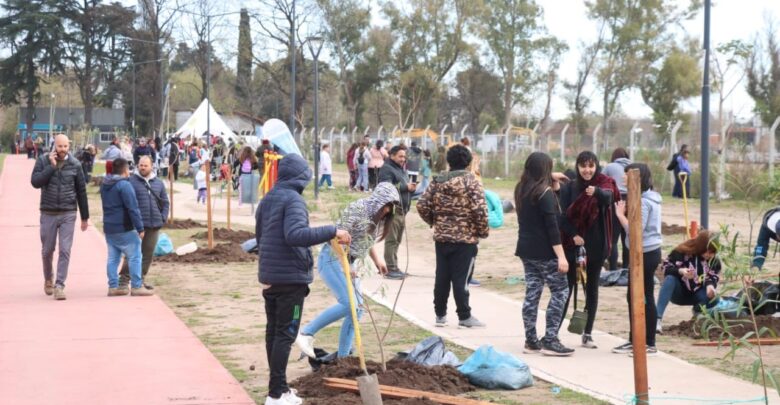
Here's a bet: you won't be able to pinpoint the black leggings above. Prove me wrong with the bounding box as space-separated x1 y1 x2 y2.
562 249 605 335
627 248 662 347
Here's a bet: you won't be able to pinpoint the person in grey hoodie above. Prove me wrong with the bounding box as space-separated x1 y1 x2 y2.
612 163 663 355
603 148 632 271
101 137 123 174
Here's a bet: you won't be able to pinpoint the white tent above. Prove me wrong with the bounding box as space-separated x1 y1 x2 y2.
174 99 238 144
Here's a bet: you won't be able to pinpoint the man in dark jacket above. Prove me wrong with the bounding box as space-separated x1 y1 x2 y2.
100 158 154 297
406 141 423 183
255 153 350 405
132 137 157 166
378 144 416 280
30 134 90 300
118 155 170 292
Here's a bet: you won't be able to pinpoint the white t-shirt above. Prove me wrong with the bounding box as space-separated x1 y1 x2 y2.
768 212 780 234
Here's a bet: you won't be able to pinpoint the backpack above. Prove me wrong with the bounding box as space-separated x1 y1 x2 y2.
357 147 366 165
666 153 679 171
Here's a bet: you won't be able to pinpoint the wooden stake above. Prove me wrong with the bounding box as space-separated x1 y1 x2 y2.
206 160 213 249
168 165 174 224
627 168 649 403
227 176 231 231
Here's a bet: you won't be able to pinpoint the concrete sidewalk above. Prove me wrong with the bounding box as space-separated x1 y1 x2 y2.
163 176 779 404
0 156 254 405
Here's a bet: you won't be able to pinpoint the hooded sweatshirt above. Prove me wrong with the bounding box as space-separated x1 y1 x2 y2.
256 154 337 285
603 157 632 195
625 189 663 252
336 182 400 260
100 174 144 235
416 170 489 244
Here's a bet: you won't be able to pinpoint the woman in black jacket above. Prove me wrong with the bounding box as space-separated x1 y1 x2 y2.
558 151 620 349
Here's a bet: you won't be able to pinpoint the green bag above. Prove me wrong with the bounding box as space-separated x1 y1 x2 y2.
568 266 588 335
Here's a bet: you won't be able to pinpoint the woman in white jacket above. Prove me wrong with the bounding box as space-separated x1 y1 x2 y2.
318 144 334 189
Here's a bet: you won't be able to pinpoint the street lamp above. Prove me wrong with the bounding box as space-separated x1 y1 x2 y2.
307 35 324 199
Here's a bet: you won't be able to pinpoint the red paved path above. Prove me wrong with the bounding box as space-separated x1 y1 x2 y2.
0 156 255 405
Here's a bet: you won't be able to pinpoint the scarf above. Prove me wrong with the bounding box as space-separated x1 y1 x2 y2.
563 173 621 254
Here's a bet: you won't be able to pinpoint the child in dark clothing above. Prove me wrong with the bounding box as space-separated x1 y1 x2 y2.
255 154 351 405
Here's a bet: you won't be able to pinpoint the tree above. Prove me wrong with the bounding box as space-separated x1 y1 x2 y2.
0 0 67 141
536 37 568 135
62 0 135 127
477 0 545 130
317 0 370 130
454 60 502 132
236 8 253 104
640 44 701 133
352 27 394 128
93 2 135 109
383 0 477 129
746 23 780 131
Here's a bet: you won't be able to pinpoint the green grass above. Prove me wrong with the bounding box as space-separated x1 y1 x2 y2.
0 153 6 175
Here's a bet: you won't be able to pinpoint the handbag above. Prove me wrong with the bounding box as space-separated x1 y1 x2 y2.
567 264 588 334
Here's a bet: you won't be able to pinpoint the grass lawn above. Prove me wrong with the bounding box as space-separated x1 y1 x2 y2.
0 153 6 175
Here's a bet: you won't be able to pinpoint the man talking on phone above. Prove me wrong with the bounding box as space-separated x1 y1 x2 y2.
31 134 90 300
378 144 415 280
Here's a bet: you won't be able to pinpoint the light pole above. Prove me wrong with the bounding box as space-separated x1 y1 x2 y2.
290 0 297 139
48 93 55 149
307 36 324 199
700 0 712 229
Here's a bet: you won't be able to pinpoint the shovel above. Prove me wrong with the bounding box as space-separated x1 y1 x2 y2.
330 240 383 405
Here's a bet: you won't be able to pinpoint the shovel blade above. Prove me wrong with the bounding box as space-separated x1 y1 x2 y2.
357 374 383 405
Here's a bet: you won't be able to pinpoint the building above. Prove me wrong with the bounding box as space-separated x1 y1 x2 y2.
18 107 126 148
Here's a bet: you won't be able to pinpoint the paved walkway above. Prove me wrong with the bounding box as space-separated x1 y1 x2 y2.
0 156 254 405
169 177 779 405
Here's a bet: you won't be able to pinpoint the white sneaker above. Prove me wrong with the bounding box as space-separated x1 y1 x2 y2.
656 319 663 334
264 395 291 405
282 390 303 405
295 334 316 358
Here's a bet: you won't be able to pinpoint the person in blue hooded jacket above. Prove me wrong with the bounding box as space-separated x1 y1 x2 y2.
255 153 351 405
100 158 153 297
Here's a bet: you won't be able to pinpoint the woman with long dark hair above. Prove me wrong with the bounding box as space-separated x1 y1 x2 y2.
296 183 400 358
559 151 620 349
368 139 388 190
515 152 573 356
603 148 632 271
655 230 720 334
612 163 663 355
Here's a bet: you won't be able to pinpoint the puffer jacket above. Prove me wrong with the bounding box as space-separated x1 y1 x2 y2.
416 170 489 244
100 174 144 235
256 154 337 285
129 172 170 229
30 154 89 220
378 158 412 213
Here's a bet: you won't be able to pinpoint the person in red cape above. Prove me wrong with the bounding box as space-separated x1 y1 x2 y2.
558 150 620 349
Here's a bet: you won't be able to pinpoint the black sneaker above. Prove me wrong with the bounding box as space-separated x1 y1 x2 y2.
523 339 542 354
581 334 597 349
384 270 406 280
612 342 633 354
629 346 658 357
435 316 447 327
540 337 574 356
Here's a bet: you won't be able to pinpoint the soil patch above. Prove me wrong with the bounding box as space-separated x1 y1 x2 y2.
665 315 780 340
192 228 254 243
163 218 206 229
662 221 687 235
156 243 255 264
291 357 474 405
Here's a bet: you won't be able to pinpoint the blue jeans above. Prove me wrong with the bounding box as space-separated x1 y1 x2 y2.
318 174 333 187
752 224 774 270
301 244 363 357
656 275 716 319
105 231 143 288
356 164 369 191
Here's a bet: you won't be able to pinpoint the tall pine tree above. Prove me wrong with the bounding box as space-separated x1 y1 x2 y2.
235 8 253 104
0 0 67 140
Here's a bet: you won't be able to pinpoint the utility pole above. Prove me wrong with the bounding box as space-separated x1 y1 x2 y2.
700 0 711 229
290 0 297 138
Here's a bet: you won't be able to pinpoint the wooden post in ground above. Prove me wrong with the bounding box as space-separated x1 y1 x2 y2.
627 168 649 403
168 166 174 224
227 176 232 230
206 160 213 249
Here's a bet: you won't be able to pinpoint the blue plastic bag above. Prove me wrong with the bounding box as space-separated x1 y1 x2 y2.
485 190 504 229
457 345 533 390
154 233 174 256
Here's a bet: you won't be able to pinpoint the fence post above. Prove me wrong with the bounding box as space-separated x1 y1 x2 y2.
716 122 731 201
339 127 346 162
669 120 683 188
460 125 469 142
504 127 510 178
440 125 449 149
592 123 602 155
770 116 780 181
560 123 570 165
351 127 358 144
481 125 489 173
532 122 541 151
377 126 384 141
629 121 639 159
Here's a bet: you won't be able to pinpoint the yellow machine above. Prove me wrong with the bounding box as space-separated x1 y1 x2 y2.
390 128 458 147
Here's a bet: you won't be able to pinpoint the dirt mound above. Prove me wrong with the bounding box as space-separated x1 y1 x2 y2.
665 315 780 340
163 219 206 229
156 243 255 264
193 228 254 243
291 357 474 405
662 222 687 235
